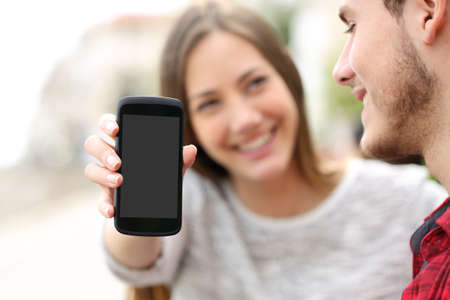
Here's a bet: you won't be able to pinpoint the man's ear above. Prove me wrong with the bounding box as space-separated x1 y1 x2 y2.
419 0 448 44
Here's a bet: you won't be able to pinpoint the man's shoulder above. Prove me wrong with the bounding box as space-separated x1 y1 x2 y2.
402 246 450 300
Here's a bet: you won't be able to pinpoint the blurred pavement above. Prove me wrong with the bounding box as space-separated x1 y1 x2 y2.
0 170 126 299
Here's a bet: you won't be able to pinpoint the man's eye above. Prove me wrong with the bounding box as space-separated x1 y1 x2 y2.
197 99 219 111
246 76 267 92
344 23 356 34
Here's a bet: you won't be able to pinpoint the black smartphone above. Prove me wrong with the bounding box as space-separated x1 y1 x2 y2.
114 96 183 236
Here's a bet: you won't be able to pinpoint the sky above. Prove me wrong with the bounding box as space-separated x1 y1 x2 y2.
0 0 189 168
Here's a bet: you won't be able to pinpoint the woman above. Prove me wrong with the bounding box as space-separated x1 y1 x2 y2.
84 2 447 299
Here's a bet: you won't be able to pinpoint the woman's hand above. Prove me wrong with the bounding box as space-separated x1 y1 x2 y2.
84 113 197 218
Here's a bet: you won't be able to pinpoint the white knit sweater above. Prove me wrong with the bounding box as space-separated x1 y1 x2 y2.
103 159 448 300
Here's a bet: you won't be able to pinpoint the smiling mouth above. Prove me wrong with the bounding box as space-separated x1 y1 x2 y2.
235 127 277 152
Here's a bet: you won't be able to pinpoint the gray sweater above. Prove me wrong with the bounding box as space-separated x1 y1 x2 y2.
103 159 447 300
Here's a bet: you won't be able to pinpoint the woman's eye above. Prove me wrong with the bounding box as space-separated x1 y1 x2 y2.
197 99 219 111
344 23 356 34
246 76 267 92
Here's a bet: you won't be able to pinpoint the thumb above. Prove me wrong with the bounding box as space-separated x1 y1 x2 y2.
182 144 197 176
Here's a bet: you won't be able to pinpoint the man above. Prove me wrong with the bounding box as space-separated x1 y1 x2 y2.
333 0 450 299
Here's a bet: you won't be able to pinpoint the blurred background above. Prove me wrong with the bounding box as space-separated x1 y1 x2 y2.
0 0 364 298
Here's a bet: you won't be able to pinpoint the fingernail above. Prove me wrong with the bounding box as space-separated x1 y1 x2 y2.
107 174 118 184
106 121 116 133
104 204 111 217
107 156 119 168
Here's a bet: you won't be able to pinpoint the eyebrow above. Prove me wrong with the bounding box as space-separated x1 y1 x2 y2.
189 90 216 103
189 67 260 103
237 67 259 86
339 5 351 25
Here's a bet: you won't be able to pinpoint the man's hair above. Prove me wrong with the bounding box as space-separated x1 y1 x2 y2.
383 0 407 17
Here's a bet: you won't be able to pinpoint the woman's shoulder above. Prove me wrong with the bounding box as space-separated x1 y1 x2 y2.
322 158 447 228
346 158 430 185
339 157 447 205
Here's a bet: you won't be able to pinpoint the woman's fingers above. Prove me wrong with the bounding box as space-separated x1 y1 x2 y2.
84 162 123 188
86 114 119 218
91 145 196 218
85 162 118 218
87 116 196 219
98 187 115 218
182 144 197 177
84 135 121 171
98 113 119 139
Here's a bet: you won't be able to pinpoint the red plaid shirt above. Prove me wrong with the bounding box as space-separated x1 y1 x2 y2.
402 198 450 300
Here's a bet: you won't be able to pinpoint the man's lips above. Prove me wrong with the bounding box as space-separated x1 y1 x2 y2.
353 88 367 102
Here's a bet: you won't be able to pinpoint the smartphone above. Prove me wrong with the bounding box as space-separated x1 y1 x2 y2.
114 96 183 236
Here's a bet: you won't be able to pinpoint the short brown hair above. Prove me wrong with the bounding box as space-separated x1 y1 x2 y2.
160 2 332 186
383 0 407 17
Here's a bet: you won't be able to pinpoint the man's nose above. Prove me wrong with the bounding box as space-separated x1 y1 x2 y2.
333 41 355 86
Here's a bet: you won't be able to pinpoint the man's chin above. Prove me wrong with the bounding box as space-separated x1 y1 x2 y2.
360 133 408 161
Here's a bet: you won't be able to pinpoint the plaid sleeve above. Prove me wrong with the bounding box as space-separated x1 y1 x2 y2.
401 249 450 299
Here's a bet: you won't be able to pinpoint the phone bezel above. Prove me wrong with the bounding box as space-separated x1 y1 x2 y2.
114 96 184 236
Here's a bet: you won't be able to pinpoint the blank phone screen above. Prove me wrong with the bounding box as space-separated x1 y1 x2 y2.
119 114 180 218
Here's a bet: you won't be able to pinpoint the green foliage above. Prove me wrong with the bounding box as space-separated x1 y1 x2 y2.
257 1 297 45
269 5 296 45
322 51 363 124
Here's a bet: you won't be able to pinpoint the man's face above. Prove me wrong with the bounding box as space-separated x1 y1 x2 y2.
333 0 437 160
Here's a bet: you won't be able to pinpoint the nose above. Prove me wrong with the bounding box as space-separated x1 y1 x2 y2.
333 39 355 86
229 99 262 134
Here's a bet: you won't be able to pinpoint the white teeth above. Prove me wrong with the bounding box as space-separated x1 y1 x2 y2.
238 132 273 152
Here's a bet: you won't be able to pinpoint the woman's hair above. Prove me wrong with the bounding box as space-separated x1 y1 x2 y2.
125 285 170 300
160 1 332 186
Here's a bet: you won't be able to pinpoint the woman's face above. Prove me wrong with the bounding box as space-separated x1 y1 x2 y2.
185 31 299 182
